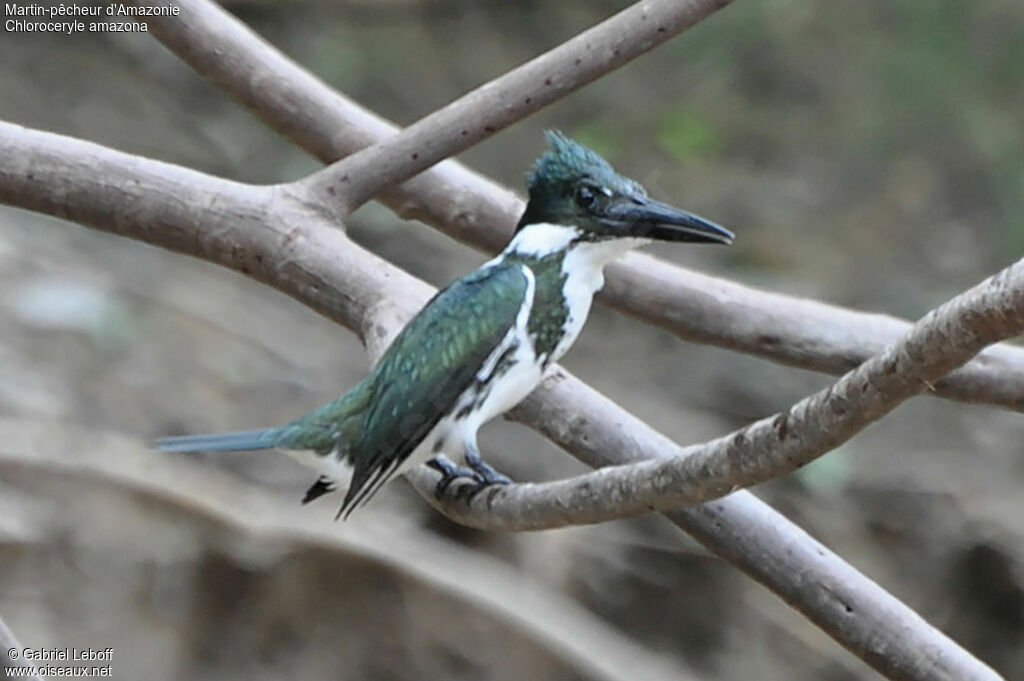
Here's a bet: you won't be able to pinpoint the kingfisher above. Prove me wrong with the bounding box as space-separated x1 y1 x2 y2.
156 132 734 519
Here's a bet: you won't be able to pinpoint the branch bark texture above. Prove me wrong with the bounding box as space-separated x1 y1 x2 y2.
137 0 1024 414
0 119 1002 681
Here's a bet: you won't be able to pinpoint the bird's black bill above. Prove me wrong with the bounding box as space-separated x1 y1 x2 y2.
603 197 734 244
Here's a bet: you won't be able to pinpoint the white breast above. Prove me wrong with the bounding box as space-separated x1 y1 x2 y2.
549 236 647 363
456 264 541 431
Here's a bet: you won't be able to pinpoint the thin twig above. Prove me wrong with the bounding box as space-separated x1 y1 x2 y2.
0 120 1002 681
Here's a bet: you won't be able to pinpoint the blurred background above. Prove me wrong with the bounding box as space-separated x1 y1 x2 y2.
1 1 1023 679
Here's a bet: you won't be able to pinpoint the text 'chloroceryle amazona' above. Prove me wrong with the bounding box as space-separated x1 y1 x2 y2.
156 131 735 519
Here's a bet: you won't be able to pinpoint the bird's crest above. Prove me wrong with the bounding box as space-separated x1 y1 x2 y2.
516 131 647 234
526 131 644 198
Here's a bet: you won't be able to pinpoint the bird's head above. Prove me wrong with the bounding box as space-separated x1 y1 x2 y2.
516 131 733 245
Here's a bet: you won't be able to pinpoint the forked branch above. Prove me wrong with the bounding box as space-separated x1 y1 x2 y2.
0 119 1002 681
137 0 1024 414
0 2 1010 679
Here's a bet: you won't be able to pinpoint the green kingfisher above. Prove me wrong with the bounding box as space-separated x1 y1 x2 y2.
156 132 734 519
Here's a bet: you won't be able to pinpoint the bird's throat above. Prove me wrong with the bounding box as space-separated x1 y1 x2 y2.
501 222 644 367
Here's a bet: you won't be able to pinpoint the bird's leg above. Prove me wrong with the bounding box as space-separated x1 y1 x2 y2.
464 440 512 486
425 456 480 499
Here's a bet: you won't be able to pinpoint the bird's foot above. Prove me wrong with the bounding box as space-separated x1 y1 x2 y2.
426 457 480 499
464 443 512 487
426 457 512 501
467 458 512 487
458 459 512 502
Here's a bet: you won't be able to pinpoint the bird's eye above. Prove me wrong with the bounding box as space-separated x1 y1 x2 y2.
575 186 597 209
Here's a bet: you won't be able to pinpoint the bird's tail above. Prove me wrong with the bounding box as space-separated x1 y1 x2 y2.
155 380 374 456
154 428 281 453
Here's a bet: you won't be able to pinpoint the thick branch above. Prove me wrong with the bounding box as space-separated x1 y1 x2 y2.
133 0 523 252
0 121 418 343
139 0 1024 414
0 121 1000 681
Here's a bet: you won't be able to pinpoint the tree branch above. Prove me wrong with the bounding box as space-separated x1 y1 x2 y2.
0 121 414 346
0 120 1001 681
407 258 1024 529
133 0 523 251
138 0 1024 415
297 0 736 212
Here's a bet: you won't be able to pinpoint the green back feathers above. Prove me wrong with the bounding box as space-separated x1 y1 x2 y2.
325 262 529 513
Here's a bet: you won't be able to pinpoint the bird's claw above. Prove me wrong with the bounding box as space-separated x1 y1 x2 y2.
456 460 512 502
426 457 512 501
468 459 512 486
426 458 478 499
454 478 510 503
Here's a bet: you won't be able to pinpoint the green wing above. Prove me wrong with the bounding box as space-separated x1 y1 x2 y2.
339 261 530 515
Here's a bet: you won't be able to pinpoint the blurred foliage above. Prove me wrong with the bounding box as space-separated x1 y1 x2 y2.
570 117 623 163
229 0 1024 270
657 107 721 161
